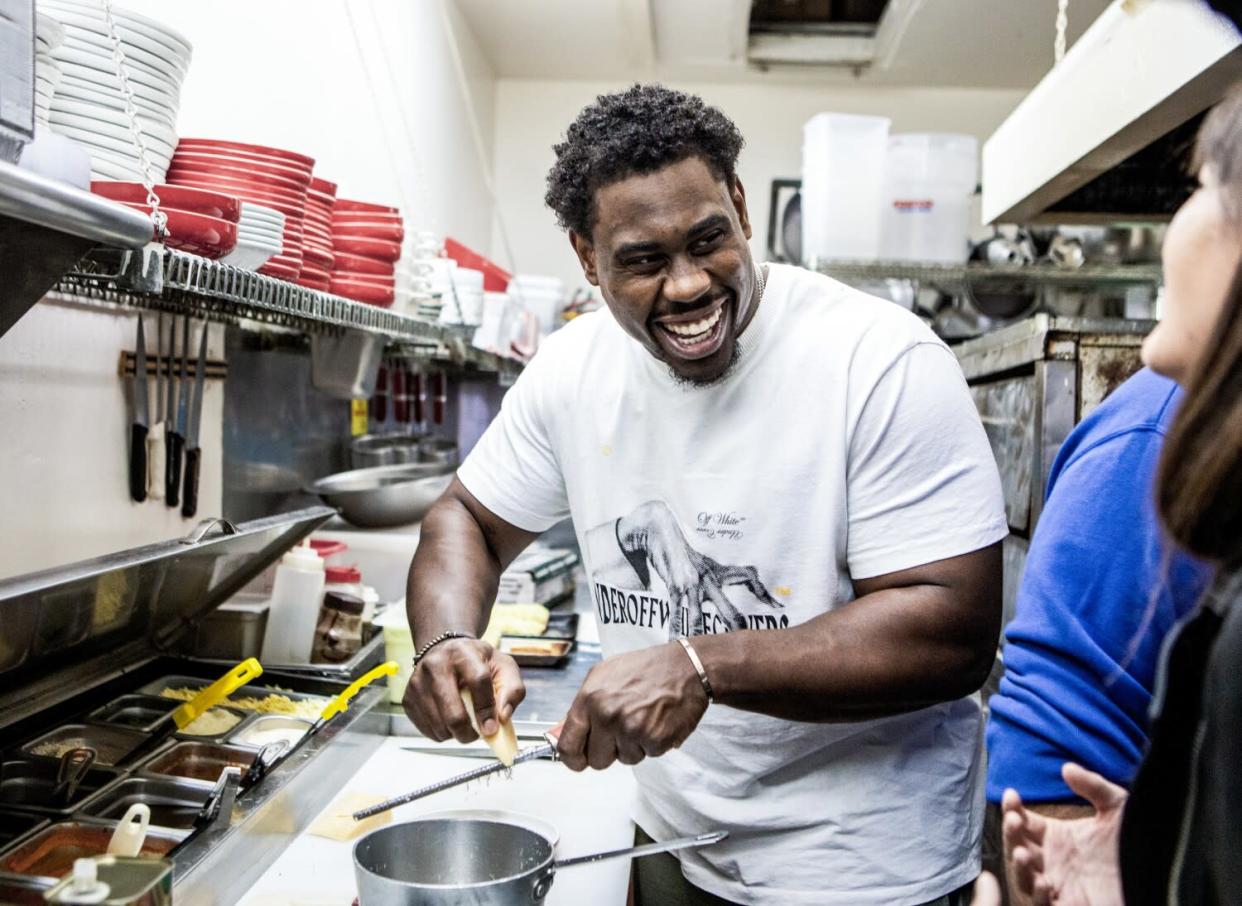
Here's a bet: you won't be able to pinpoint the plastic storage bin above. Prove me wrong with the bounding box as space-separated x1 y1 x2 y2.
881 133 978 263
801 112 891 263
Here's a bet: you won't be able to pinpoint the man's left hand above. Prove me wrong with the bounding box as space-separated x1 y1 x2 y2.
557 642 709 771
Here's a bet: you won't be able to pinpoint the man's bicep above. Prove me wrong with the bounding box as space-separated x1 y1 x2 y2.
449 478 543 568
847 342 1007 580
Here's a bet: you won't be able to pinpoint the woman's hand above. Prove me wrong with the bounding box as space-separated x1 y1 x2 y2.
1002 763 1127 906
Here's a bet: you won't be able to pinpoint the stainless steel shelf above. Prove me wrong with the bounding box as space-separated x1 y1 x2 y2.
46 247 521 375
816 259 1162 289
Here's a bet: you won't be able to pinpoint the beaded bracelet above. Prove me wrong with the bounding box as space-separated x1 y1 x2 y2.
413 631 473 665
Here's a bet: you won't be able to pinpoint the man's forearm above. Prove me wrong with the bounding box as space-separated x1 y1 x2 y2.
407 495 503 647
692 581 998 722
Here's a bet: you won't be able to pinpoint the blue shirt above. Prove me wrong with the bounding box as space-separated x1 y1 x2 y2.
986 368 1213 802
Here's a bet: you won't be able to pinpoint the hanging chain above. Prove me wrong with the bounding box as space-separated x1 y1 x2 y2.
100 0 166 237
1054 0 1070 64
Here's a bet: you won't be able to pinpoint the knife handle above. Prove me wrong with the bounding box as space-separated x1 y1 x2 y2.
166 431 183 507
181 447 200 519
129 423 148 503
146 422 166 500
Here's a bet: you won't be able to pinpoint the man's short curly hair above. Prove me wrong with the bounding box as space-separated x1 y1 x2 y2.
544 84 745 238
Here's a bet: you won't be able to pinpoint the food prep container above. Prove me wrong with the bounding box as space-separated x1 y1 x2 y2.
20 724 147 767
138 742 257 783
0 758 122 815
228 716 312 749
80 777 215 831
89 695 177 732
498 637 575 668
0 811 48 852
188 599 269 660
0 875 50 905
172 706 250 743
0 820 186 882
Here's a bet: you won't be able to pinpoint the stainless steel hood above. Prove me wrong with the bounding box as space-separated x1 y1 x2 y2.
982 0 1242 224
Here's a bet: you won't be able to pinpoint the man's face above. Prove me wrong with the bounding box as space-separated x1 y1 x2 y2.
570 157 756 384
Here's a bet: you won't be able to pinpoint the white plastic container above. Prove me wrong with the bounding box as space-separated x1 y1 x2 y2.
259 542 326 665
801 112 891 263
509 274 565 337
881 133 978 263
447 267 485 326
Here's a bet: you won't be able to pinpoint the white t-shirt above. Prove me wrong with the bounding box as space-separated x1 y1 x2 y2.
458 263 1007 905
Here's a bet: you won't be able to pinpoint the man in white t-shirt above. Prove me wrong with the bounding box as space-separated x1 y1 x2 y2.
402 85 1006 906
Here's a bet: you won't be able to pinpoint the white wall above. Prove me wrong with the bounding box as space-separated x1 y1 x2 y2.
0 0 497 578
489 79 1027 290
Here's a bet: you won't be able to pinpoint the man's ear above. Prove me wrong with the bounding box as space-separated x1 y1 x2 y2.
569 230 599 286
731 176 752 241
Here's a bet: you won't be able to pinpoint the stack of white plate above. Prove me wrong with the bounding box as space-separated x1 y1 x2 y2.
35 14 65 127
221 202 285 272
41 0 190 183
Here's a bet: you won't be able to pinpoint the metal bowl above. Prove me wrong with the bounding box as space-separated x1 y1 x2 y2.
418 437 459 467
309 463 454 528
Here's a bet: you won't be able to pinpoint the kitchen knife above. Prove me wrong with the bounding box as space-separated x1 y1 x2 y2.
167 315 189 507
146 312 166 500
163 314 177 502
181 322 208 519
128 316 149 503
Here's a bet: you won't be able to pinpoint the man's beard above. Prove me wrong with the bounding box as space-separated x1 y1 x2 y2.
667 341 742 389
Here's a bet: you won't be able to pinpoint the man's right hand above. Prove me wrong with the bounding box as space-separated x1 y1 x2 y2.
402 638 526 743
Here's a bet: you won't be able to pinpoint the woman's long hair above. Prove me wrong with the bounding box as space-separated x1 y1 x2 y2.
1157 91 1242 566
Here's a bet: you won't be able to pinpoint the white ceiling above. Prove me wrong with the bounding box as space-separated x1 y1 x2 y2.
453 0 1115 89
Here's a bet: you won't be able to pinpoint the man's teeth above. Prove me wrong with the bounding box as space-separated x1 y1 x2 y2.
665 307 722 338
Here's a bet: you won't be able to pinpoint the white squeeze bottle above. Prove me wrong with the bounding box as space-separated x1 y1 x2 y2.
260 541 326 664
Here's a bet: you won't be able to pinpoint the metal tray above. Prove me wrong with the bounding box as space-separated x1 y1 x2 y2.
19 724 147 767
0 819 187 883
0 812 48 854
190 626 386 682
79 776 215 831
135 676 330 720
88 694 177 732
498 637 576 668
226 716 312 750
171 706 253 745
0 759 123 816
138 742 258 784
541 612 579 641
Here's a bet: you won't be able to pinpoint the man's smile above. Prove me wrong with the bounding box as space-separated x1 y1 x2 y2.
651 294 732 361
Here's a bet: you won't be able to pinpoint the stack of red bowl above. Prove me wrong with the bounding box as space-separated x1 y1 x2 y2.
166 138 314 282
330 198 404 307
298 177 337 291
91 181 241 259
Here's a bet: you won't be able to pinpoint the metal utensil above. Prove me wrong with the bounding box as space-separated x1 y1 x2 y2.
239 740 290 792
308 462 454 528
51 746 95 805
353 818 727 906
146 311 166 500
352 738 558 821
399 744 558 760
181 322 208 518
128 316 148 502
194 766 240 830
166 315 188 507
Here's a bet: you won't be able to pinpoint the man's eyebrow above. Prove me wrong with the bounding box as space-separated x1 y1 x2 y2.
615 239 663 259
688 213 730 235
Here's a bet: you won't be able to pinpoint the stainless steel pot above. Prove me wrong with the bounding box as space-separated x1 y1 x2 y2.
353 818 724 905
351 434 426 469
418 437 459 467
309 463 454 528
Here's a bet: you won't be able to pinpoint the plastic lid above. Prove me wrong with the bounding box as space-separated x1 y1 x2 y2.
309 538 349 558
326 565 362 584
282 541 325 572
63 858 109 903
322 591 366 615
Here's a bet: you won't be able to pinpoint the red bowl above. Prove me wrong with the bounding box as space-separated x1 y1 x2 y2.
309 176 337 196
298 263 332 281
303 247 334 269
167 168 307 205
260 264 301 282
331 251 393 275
331 214 403 230
167 160 308 194
176 138 315 172
333 198 399 216
295 276 332 291
92 182 242 223
169 177 306 220
305 198 334 215
332 221 405 243
332 235 401 262
170 149 311 187
331 278 395 306
123 203 238 259
332 269 395 288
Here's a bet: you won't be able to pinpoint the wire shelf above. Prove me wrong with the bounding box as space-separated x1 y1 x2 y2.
815 260 1162 289
48 247 520 375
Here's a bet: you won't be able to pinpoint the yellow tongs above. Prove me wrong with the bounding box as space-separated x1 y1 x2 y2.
124 658 263 765
308 661 398 738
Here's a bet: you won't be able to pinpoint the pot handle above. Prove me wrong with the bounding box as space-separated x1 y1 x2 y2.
552 830 728 870
532 866 555 902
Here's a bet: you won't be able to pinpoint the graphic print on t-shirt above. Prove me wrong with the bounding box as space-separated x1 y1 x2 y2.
586 499 788 638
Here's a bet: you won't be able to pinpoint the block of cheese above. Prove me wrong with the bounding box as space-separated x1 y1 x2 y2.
307 792 393 841
482 603 551 648
461 688 519 766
